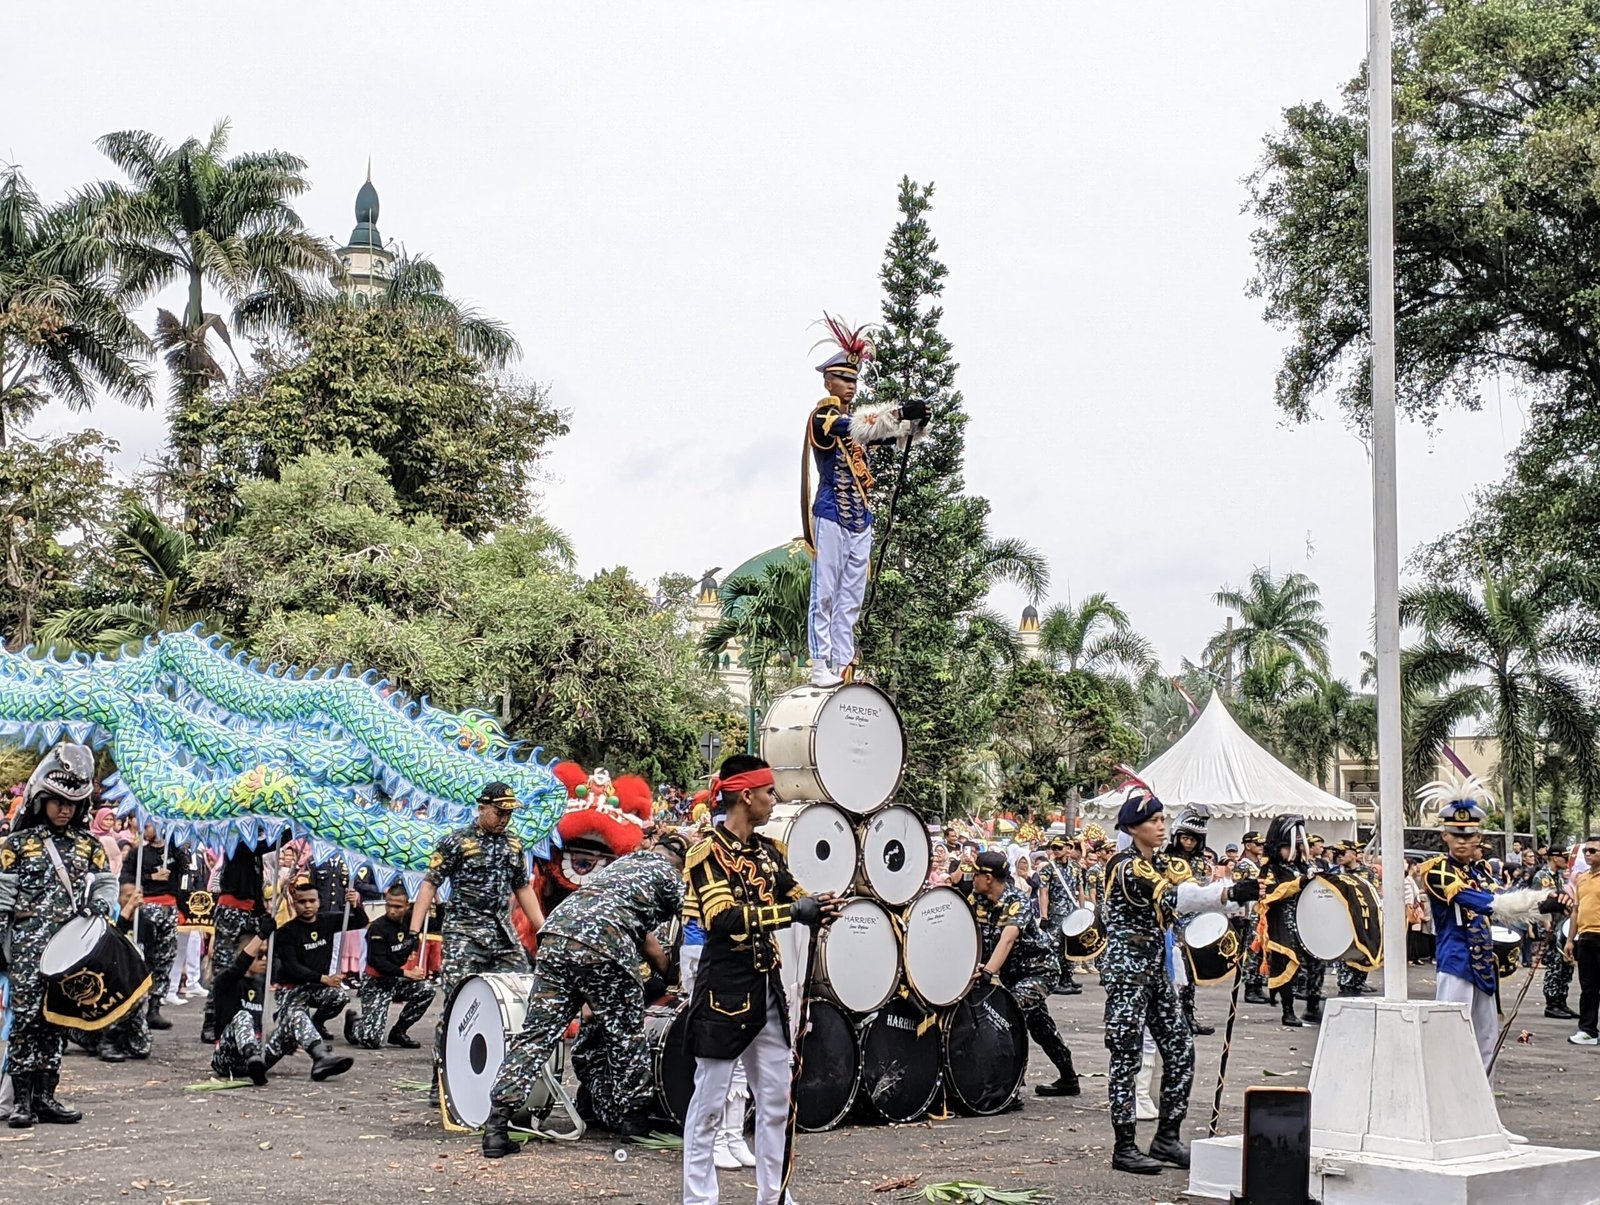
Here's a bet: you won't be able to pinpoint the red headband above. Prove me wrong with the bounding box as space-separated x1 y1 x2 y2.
711 768 775 798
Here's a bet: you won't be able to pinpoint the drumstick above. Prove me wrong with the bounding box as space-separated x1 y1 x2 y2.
132 827 146 943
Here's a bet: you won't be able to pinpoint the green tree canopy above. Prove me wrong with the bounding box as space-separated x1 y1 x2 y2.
991 660 1142 816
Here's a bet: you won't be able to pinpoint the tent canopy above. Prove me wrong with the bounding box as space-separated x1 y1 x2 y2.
1084 694 1357 824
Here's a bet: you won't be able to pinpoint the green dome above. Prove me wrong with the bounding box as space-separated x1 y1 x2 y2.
347 177 383 251
717 540 811 622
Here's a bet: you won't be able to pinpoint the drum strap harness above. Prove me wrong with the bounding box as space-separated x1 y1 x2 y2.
43 836 88 911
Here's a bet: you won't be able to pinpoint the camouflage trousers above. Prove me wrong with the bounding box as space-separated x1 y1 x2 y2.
352 976 435 1045
490 938 650 1128
1544 955 1574 1007
1007 966 1076 1081
1295 956 1328 999
211 1003 323 1077
136 904 179 1002
275 982 349 1032
2 924 64 1076
1239 919 1267 990
1104 968 1193 1126
1336 962 1367 994
202 905 260 1033
431 924 529 1076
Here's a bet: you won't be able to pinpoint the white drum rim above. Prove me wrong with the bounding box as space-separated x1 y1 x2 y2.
1489 925 1522 945
40 915 106 975
442 973 528 1129
816 897 901 1013
1183 911 1229 948
1060 907 1096 938
779 802 859 897
860 805 932 906
902 886 980 1008
1295 879 1357 961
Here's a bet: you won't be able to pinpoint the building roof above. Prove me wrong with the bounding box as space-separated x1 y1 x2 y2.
345 172 384 252
1082 693 1357 822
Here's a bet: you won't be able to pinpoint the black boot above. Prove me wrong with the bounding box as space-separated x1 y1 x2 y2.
1111 1121 1163 1174
307 1041 353 1082
1035 1049 1081 1096
34 1073 82 1125
1190 1018 1216 1036
1244 985 1270 1005
200 999 216 1044
482 1104 521 1158
387 1026 420 1049
343 1012 359 1045
99 1033 128 1063
1148 1117 1189 1168
1545 1004 1577 1020
1302 995 1323 1025
1281 993 1303 1028
6 1074 36 1129
246 1055 269 1086
146 998 172 1031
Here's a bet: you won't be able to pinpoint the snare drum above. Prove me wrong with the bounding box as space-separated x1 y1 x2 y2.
901 886 980 1008
1179 911 1240 985
40 914 153 1032
1060 907 1106 962
858 805 931 905
1490 925 1523 979
796 998 861 1131
813 897 900 1013
942 982 1027 1116
644 1002 696 1125
856 994 942 1124
441 972 532 1128
760 682 907 813
761 802 858 897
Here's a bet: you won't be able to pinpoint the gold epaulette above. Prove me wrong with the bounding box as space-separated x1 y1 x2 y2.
1164 859 1194 885
764 834 789 859
685 838 715 872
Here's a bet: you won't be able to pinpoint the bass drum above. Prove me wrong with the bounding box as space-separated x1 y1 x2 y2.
644 1002 697 1126
856 994 942 1124
858 805 932 906
902 886 980 1008
760 682 906 814
39 914 153 1032
1296 874 1383 968
1179 912 1240 985
942 982 1028 1116
813 897 900 1014
796 998 861 1132
1061 907 1107 963
760 802 858 897
441 972 533 1129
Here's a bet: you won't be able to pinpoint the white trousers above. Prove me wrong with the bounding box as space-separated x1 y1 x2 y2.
1436 971 1498 1069
169 931 205 994
680 946 749 1105
808 519 872 670
682 988 792 1205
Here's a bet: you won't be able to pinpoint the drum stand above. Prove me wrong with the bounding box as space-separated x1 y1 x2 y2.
515 1040 585 1143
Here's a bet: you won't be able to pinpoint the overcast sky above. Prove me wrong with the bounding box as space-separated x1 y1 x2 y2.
11 2 1524 682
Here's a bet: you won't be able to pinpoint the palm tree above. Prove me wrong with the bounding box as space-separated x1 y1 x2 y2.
79 120 334 460
0 164 151 445
1234 646 1315 751
1204 566 1330 684
1400 566 1600 833
1281 672 1375 789
699 558 812 708
1037 592 1157 678
39 502 215 652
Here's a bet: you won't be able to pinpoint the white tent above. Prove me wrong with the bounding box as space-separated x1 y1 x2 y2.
1082 694 1357 851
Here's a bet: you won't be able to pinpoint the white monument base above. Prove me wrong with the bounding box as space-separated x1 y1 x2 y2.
1187 998 1600 1204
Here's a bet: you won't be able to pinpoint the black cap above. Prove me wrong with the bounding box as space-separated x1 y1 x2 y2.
974 851 1011 879
477 782 521 811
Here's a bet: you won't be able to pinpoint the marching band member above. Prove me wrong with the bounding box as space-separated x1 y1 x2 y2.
1165 807 1216 1036
802 315 928 687
681 754 840 1205
0 743 119 1128
1254 815 1327 1028
345 884 435 1050
1102 786 1260 1175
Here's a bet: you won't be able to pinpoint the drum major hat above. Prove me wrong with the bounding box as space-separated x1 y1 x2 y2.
1418 771 1492 834
813 313 874 380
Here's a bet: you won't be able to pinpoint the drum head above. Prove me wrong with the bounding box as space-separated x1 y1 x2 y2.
903 887 980 1008
943 983 1028 1115
858 996 942 1124
1490 925 1522 947
40 915 106 976
795 683 905 813
860 806 932 906
442 973 532 1129
1295 878 1357 961
646 1003 696 1125
796 1000 861 1132
816 899 900 1013
1061 908 1096 938
784 803 859 897
1183 912 1229 949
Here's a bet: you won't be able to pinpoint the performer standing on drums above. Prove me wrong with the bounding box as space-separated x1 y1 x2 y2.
411 781 544 1108
802 315 929 687
969 850 1081 1098
481 838 688 1159
1038 838 1081 996
344 884 435 1050
0 743 117 1129
1417 776 1571 1072
1166 807 1216 1036
1101 788 1261 1175
681 753 839 1205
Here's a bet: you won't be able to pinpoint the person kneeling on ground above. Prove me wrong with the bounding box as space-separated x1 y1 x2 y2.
345 884 434 1050
213 915 352 1084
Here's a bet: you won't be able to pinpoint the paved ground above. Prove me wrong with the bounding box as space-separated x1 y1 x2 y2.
3 964 1596 1205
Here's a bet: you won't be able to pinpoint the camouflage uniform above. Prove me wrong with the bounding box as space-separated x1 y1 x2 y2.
425 822 533 1077
1532 864 1574 1008
1035 857 1075 989
0 828 119 1077
275 983 349 1032
973 883 1077 1082
1101 849 1199 1126
1174 849 1212 1028
490 852 684 1128
212 997 323 1076
352 977 435 1046
1233 856 1267 995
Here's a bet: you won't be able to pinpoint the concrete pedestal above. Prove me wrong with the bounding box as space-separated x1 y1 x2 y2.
1187 999 1600 1204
